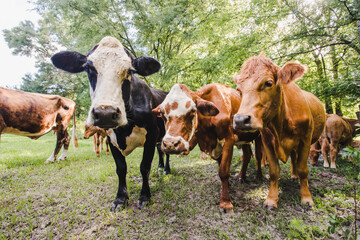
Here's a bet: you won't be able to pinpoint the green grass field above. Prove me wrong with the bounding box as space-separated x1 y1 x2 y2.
0 133 359 239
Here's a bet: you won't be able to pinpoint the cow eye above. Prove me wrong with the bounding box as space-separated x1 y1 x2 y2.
264 80 273 88
236 88 242 96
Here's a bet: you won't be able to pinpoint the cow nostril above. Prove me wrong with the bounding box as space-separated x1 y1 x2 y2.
174 141 180 148
244 115 251 124
93 109 99 120
116 108 120 113
112 112 118 120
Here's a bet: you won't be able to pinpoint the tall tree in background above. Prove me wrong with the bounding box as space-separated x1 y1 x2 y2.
3 0 360 117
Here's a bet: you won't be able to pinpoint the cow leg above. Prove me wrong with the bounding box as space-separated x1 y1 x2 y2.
261 130 279 209
236 144 252 182
100 134 104 153
105 138 110 155
218 138 234 211
156 143 170 175
109 140 129 211
58 130 70 161
164 153 170 175
95 133 100 157
322 137 330 168
254 137 263 181
296 142 314 206
156 143 165 170
137 133 157 209
329 140 339 169
46 129 65 163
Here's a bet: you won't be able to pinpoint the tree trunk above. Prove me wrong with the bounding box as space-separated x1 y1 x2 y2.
331 45 341 115
335 99 343 116
313 52 333 113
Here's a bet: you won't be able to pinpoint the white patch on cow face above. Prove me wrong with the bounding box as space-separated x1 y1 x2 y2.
107 126 147 157
159 84 197 148
87 36 132 126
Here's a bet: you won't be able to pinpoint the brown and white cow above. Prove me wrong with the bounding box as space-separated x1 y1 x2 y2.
0 87 78 163
152 83 263 211
84 123 110 157
310 114 360 169
232 54 325 209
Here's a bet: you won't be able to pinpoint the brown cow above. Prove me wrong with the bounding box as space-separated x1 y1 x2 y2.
84 123 110 157
0 87 78 163
152 83 263 211
310 114 360 169
232 54 325 209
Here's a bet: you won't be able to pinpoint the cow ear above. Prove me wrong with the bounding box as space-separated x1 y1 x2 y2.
132 56 161 76
196 99 219 117
51 51 87 73
152 105 163 118
278 62 307 84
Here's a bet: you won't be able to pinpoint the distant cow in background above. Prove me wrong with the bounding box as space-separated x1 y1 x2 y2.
84 123 110 157
0 87 78 163
310 114 360 169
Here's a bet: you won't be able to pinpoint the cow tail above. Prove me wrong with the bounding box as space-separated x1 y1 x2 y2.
72 107 79 148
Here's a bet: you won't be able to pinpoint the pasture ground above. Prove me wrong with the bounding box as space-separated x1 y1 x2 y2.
0 134 359 239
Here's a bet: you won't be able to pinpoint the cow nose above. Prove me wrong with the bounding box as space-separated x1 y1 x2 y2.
233 114 253 130
92 106 120 129
161 137 187 154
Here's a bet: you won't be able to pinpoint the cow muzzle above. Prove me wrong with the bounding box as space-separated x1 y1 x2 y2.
233 114 261 131
161 136 188 154
92 106 121 129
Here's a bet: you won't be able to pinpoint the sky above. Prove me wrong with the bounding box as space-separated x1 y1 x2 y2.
0 1 40 89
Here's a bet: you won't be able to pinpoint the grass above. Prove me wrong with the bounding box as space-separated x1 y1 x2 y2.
0 133 359 239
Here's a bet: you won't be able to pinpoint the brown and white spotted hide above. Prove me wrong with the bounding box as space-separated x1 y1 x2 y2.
153 83 263 211
0 88 78 163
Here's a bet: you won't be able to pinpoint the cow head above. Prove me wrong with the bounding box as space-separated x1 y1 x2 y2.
84 123 99 139
233 54 306 131
51 36 161 129
152 84 219 154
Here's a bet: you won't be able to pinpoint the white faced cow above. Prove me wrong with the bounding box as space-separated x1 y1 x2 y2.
0 88 78 163
51 36 169 210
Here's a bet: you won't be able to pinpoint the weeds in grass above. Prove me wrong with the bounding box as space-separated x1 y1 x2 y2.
1 134 359 239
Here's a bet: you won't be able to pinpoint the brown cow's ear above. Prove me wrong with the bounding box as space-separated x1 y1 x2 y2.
196 99 219 117
152 106 162 118
278 62 307 84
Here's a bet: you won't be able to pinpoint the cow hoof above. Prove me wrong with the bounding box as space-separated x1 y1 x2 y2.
164 169 171 175
264 199 277 210
45 159 55 164
110 198 128 212
301 197 314 206
323 163 329 168
219 201 233 212
264 205 275 211
136 200 148 209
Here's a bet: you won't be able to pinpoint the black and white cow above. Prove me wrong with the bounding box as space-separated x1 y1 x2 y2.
51 36 169 210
